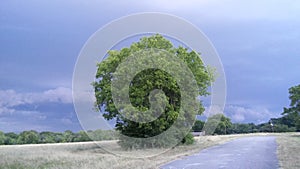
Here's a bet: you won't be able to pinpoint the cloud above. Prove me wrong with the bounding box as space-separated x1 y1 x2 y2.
43 87 73 104
225 105 279 124
0 87 72 109
0 87 73 122
0 117 52 132
0 86 71 112
0 86 82 132
0 107 15 115
0 90 26 107
0 104 80 132
202 105 225 118
200 104 280 124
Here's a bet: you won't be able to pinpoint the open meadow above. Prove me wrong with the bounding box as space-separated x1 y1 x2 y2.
0 133 298 169
276 132 300 169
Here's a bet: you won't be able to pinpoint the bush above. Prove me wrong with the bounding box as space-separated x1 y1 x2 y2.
117 130 194 150
181 132 194 145
118 133 180 150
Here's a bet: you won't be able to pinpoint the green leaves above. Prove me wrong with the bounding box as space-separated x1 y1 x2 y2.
282 84 300 131
205 114 232 135
288 85 300 108
93 34 214 149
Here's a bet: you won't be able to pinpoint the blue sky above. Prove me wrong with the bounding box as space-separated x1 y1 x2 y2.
0 0 300 132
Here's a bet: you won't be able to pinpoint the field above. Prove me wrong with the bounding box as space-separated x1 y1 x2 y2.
276 132 300 169
0 133 298 169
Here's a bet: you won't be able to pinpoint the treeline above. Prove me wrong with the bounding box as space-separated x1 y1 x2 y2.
192 112 299 135
0 130 117 145
0 113 298 145
193 84 300 135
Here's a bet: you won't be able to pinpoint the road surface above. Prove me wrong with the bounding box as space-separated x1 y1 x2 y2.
160 136 278 169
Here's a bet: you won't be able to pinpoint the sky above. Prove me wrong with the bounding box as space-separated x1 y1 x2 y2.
0 0 300 132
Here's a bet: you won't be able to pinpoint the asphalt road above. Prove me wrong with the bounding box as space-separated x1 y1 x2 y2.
160 136 279 169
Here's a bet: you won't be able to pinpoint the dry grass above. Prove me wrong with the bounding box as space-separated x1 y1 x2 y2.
0 133 287 169
276 132 300 169
0 134 244 169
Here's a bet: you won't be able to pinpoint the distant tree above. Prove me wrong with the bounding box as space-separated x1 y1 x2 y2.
88 129 118 141
0 129 123 145
17 130 39 144
54 133 64 143
257 122 275 132
0 131 5 145
217 115 232 134
192 120 205 132
206 114 232 135
39 131 56 143
74 131 91 142
4 132 18 145
229 123 254 134
273 124 296 132
62 130 75 142
248 123 258 133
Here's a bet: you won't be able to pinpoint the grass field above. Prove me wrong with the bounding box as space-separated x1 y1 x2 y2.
0 133 298 169
276 132 300 169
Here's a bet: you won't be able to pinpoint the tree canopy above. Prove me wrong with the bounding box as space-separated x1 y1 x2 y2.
283 84 300 131
93 34 214 149
284 84 300 114
204 114 232 135
0 130 117 145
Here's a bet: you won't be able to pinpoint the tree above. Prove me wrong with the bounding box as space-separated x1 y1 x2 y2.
257 123 273 132
88 129 118 141
39 131 56 143
93 34 214 149
229 123 254 134
217 115 232 134
205 114 232 135
192 120 205 132
282 84 300 131
17 130 39 144
4 132 18 145
0 131 5 145
273 124 296 132
62 130 75 142
74 131 91 142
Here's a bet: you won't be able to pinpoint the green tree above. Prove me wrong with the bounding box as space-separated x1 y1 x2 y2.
74 131 91 142
273 124 296 132
17 130 39 144
4 132 18 145
39 131 56 143
93 34 213 149
62 130 75 142
282 84 300 131
54 133 64 143
229 123 256 134
0 131 5 145
206 114 232 135
88 129 118 141
192 120 205 132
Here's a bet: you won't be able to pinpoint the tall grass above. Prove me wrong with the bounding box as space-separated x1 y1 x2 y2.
0 134 248 169
276 132 300 169
0 133 293 169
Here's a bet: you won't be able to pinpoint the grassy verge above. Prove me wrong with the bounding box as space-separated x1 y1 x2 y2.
0 134 248 169
0 133 281 169
276 132 300 169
